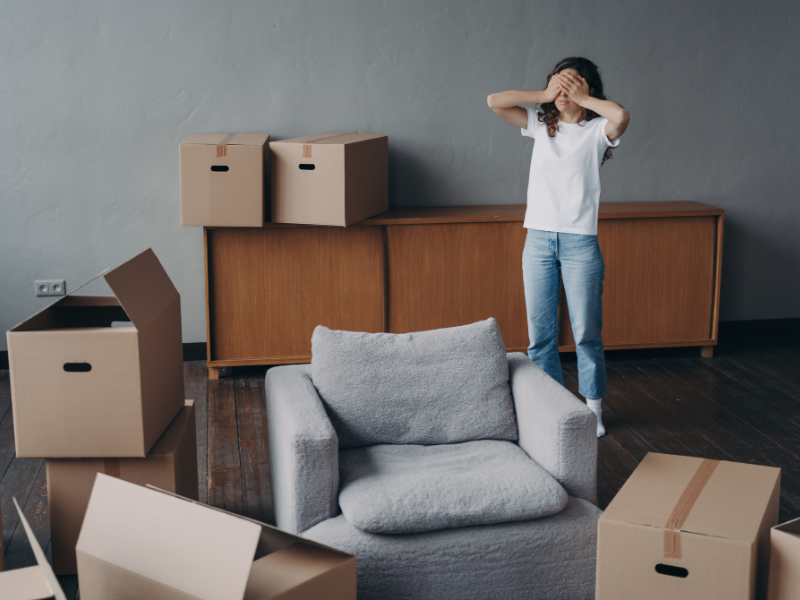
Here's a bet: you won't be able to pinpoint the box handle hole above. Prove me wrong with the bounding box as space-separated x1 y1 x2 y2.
64 362 92 373
655 564 688 578
299 164 315 170
211 165 229 172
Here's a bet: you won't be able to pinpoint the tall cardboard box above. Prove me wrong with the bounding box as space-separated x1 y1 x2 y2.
767 517 800 599
48 400 198 575
76 474 356 600
0 498 67 599
597 453 780 600
6 248 185 458
180 133 270 227
270 132 388 226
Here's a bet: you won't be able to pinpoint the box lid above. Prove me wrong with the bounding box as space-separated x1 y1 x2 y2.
76 474 261 600
181 134 269 147
0 499 67 600
149 400 194 455
276 132 384 145
601 453 780 543
10 248 178 333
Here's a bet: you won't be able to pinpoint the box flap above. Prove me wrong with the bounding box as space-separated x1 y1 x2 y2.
0 498 67 600
149 400 194 455
276 132 383 145
77 474 261 600
0 566 53 600
181 134 269 146
774 516 800 537
244 543 353 598
602 453 780 542
103 249 179 329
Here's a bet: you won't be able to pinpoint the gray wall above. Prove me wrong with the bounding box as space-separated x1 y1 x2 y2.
2 0 799 350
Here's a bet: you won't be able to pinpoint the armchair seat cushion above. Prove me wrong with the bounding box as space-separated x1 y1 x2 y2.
338 440 568 534
311 318 517 449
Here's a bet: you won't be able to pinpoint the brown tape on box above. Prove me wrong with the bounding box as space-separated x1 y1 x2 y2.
663 458 720 559
104 458 121 479
216 133 237 157
301 132 358 158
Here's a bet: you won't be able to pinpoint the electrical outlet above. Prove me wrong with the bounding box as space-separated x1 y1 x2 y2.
35 279 67 297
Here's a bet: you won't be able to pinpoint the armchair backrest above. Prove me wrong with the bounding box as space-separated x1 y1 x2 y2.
310 318 519 449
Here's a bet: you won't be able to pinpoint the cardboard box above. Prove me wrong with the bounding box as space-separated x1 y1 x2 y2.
6 248 185 458
76 474 356 600
48 399 198 575
270 132 388 226
767 516 800 599
597 453 780 600
0 498 67 600
180 133 270 227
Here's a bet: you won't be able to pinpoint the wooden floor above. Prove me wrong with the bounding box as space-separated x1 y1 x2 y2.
1 334 799 596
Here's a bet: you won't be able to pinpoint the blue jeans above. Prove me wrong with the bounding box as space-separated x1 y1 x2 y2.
521 229 606 400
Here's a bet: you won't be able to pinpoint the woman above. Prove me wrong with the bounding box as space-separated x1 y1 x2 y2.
487 57 630 437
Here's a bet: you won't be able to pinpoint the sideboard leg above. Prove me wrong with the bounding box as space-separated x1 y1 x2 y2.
208 366 221 380
700 346 714 358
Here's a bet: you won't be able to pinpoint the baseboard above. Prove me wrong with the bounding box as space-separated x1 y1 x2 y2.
717 318 800 339
1 321 797 371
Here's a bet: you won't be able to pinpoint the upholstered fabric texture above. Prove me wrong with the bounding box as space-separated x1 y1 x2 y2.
338 440 568 534
303 497 601 600
310 318 518 448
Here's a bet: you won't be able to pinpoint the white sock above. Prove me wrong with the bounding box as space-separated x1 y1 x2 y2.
586 398 606 438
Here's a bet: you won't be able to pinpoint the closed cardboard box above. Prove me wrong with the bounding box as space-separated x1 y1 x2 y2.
271 132 388 226
767 517 800 599
48 400 198 575
597 453 780 600
77 474 356 600
0 498 67 600
6 248 185 458
180 133 270 227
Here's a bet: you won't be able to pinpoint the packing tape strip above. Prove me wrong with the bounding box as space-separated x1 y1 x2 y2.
216 133 237 158
301 131 359 158
103 458 121 479
663 458 720 559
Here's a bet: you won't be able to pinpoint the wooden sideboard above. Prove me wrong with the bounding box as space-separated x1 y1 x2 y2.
204 201 723 378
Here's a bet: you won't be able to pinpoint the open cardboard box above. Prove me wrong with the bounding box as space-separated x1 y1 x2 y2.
270 132 388 226
0 498 67 600
77 474 356 600
48 399 198 575
597 452 780 600
6 248 185 458
767 516 800 599
180 133 270 227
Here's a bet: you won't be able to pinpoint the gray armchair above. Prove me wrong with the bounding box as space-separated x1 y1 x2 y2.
266 351 600 600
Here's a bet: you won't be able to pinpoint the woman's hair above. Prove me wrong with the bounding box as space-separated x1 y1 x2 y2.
538 56 614 165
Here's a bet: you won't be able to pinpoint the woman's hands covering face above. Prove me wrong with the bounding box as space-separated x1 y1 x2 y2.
557 71 591 105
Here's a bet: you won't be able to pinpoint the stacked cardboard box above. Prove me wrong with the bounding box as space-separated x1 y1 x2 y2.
6 248 198 576
180 131 388 227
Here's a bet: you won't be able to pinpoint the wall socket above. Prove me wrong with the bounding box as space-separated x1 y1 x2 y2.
35 279 66 297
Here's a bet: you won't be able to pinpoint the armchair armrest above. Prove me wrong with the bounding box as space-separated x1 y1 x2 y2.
508 353 598 505
265 365 339 533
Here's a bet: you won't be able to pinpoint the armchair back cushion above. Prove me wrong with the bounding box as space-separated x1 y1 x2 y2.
311 318 517 448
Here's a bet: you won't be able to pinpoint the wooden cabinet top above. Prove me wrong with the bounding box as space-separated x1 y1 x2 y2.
362 201 723 225
242 201 723 230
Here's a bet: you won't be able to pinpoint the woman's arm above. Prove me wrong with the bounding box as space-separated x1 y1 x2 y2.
487 78 563 128
559 71 630 141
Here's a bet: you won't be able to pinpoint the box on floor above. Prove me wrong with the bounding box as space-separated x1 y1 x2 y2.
6 248 185 458
76 474 356 600
597 452 780 600
270 132 388 227
48 399 198 575
0 498 67 600
767 516 800 599
180 133 270 227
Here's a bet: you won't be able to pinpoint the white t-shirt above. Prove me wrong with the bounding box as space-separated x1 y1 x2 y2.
521 107 620 235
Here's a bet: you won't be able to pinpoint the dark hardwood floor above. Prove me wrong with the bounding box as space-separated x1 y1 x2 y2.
0 334 799 597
